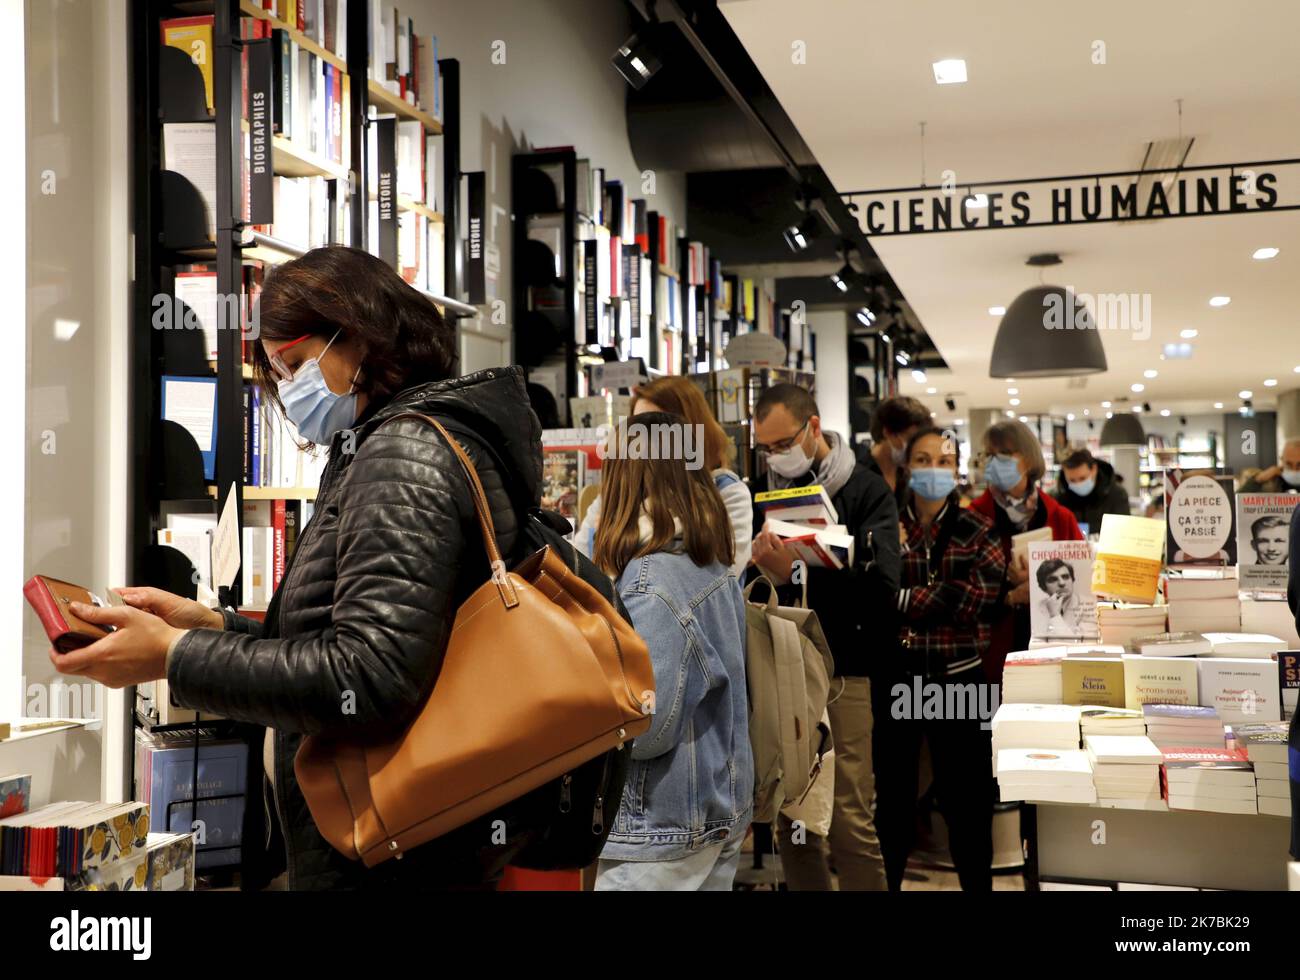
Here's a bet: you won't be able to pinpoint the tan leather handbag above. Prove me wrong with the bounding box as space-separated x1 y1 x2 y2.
294 412 655 868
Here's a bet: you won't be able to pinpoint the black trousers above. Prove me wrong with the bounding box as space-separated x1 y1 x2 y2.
871 665 994 891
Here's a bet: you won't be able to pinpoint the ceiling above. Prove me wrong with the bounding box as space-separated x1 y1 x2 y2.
721 0 1300 424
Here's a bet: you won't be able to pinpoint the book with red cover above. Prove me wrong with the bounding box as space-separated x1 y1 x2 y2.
272 499 287 589
23 576 111 653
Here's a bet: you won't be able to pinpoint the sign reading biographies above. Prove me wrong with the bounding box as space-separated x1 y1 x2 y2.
1165 471 1237 566
1237 493 1300 592
245 40 274 226
843 160 1300 236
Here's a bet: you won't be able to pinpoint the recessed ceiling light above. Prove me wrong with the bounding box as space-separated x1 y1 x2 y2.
930 412 937 418
989 305 1006 316
1105 412 1114 419
1083 409 1090 416
1143 369 1158 379
1009 398 1021 406
1131 383 1145 393
1253 247 1280 260
1132 405 1143 413
1209 295 1231 307
1005 410 1015 417
1294 365 1300 373
1019 415 1029 423
1006 378 1016 383
1160 409 1171 417
932 59 967 84
1214 401 1224 409
954 419 965 426
1239 390 1253 399
926 387 938 394
1067 413 1075 421
1180 328 1198 339
1264 378 1278 387
1007 387 1019 395
912 368 928 384
1101 401 1112 408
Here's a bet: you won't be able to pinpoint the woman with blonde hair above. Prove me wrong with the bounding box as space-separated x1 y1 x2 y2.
577 376 752 575
592 413 752 890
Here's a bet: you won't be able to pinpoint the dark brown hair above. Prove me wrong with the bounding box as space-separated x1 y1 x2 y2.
593 413 735 577
251 246 458 417
1062 448 1096 470
755 383 818 425
870 396 931 442
905 425 962 471
631 376 732 470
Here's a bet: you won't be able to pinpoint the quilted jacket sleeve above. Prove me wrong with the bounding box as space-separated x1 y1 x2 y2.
166 417 474 741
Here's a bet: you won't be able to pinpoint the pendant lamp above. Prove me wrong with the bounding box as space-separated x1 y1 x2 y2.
989 282 1108 379
1099 412 1146 446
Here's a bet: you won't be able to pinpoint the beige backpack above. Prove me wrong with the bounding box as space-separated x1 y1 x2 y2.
743 575 835 824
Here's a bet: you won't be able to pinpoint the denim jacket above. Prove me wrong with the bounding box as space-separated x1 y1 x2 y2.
601 551 754 862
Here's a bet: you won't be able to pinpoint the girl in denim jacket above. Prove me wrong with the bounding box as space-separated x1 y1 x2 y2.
592 413 753 891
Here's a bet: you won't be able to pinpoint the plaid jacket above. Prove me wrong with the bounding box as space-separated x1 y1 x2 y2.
897 497 1007 676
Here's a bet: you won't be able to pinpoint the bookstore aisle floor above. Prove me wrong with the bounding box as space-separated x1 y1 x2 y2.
4 0 1300 963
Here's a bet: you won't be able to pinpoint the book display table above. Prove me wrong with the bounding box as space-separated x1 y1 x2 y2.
1026 802 1292 890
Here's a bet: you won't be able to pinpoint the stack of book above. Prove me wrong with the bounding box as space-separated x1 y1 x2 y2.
1002 647 1067 703
1230 722 1293 818
1142 704 1224 750
1080 706 1147 736
134 731 246 870
991 703 1081 768
1097 602 1168 648
1161 747 1257 815
755 485 852 570
0 801 149 879
1121 654 1199 709
1203 633 1285 658
1197 658 1282 724
996 748 1096 804
1084 734 1165 808
1165 573 1241 633
1241 597 1300 647
1129 631 1212 657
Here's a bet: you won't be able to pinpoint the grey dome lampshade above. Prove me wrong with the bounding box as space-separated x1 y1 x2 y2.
1099 412 1146 446
988 285 1108 378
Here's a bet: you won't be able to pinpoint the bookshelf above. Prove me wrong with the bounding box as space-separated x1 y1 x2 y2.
367 79 442 134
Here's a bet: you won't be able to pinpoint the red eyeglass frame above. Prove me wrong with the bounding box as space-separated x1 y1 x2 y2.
268 333 314 381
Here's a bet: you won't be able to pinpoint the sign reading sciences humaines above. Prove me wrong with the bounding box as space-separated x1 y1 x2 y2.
844 160 1297 236
1237 493 1300 592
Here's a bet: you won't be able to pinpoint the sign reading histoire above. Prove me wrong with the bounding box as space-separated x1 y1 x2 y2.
375 116 398 267
843 159 1299 236
463 171 486 305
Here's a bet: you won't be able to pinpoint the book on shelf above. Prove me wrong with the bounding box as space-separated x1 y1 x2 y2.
0 775 31 819
369 3 441 118
135 732 245 871
161 16 215 114
162 122 217 242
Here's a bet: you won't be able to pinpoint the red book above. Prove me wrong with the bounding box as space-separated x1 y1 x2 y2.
332 64 343 162
272 498 287 589
297 0 306 32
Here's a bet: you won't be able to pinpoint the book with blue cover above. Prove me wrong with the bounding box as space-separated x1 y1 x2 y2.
143 739 245 870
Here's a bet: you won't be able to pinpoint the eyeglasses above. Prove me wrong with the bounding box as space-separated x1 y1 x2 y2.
757 420 809 455
268 334 314 382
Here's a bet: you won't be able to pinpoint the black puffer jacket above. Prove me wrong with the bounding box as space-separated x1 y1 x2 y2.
167 367 542 890
1052 458 1130 534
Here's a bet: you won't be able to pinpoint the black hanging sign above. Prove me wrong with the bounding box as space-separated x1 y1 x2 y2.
843 159 1300 236
464 170 486 305
375 116 398 266
246 39 274 226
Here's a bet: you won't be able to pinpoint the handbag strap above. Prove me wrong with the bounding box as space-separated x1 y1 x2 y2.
379 411 519 609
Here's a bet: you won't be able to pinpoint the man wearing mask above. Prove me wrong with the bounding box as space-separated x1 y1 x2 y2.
750 384 900 891
1053 448 1131 535
860 396 931 509
1239 438 1300 493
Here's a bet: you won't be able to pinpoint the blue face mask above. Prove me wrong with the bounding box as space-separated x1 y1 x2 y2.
911 467 956 502
985 454 1022 492
277 330 361 445
1068 476 1096 497
1283 469 1300 488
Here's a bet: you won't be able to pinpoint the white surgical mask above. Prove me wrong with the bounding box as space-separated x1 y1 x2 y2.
766 439 815 479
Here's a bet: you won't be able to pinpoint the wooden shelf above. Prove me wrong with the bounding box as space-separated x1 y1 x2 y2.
239 0 346 72
368 80 442 134
367 191 443 222
272 133 349 180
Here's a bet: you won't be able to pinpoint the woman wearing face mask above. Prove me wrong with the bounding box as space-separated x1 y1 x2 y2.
52 246 543 891
969 420 1082 683
873 427 1006 891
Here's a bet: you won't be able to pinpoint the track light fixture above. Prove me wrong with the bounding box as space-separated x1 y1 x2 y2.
611 22 664 89
783 214 819 253
945 396 957 412
830 244 857 293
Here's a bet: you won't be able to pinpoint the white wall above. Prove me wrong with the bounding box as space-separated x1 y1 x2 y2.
410 0 689 368
807 310 849 440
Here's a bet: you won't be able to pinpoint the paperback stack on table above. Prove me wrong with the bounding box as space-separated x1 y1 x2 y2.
1084 734 1165 808
1197 658 1281 724
1230 721 1293 818
1161 747 1257 814
1240 598 1300 647
996 748 1096 804
991 703 1082 752
1097 603 1168 649
1002 648 1067 703
1203 633 1285 658
1079 706 1147 736
1130 632 1212 657
1165 572 1241 633
1122 654 1199 709
1143 704 1224 750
